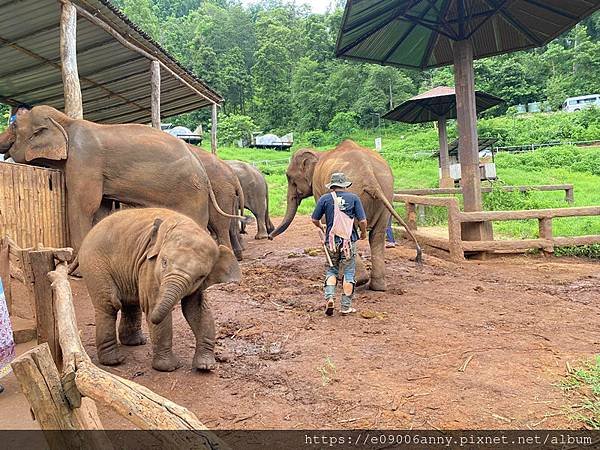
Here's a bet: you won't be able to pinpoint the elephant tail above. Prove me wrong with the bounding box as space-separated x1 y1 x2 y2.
373 187 422 265
207 177 248 222
234 176 246 219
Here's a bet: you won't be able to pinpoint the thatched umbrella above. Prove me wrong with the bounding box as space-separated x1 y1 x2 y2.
383 86 503 187
335 0 600 241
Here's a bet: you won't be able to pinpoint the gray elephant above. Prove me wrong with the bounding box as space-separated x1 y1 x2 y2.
0 105 240 255
79 208 240 372
226 160 274 240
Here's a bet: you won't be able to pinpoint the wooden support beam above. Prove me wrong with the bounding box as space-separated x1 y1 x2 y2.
60 1 83 119
29 250 62 366
453 38 492 242
437 116 453 188
0 237 11 314
211 103 218 154
151 61 161 129
539 218 554 254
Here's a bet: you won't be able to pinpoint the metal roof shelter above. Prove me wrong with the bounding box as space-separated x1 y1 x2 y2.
0 0 222 151
383 86 503 187
336 0 600 242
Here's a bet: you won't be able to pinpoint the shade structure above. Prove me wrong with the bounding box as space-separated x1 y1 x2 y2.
335 0 600 69
382 86 503 123
383 86 503 188
0 0 222 124
336 0 600 244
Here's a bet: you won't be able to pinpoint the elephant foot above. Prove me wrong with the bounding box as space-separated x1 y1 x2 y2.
368 277 387 292
234 250 243 261
193 349 217 372
254 233 269 240
152 353 182 372
98 349 125 366
119 331 147 346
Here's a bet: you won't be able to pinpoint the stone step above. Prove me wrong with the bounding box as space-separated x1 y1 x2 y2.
10 316 36 344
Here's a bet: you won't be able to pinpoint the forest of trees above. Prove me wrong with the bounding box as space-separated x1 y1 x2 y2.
112 0 600 142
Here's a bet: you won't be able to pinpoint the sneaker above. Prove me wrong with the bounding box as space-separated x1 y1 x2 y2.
385 242 396 248
340 307 357 316
325 298 335 316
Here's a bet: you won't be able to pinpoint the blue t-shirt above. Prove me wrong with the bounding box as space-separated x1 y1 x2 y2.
312 191 367 243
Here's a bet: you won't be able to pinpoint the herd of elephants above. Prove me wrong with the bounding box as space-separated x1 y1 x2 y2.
0 105 420 372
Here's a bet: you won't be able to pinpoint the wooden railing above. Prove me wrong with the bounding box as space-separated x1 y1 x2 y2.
396 184 574 204
394 194 600 261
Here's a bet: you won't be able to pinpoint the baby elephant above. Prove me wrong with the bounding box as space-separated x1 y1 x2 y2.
79 208 241 372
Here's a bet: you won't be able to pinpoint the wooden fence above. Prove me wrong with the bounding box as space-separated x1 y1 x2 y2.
396 184 574 204
394 194 600 261
0 162 68 248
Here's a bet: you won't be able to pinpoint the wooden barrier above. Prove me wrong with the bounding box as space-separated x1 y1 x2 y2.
396 184 575 204
0 162 68 248
394 194 600 260
11 251 228 449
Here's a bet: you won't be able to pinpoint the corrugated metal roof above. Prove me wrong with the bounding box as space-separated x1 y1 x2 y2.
382 86 504 123
0 0 222 124
335 0 600 69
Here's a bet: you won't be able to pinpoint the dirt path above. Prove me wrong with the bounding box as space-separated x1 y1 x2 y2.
2 215 599 429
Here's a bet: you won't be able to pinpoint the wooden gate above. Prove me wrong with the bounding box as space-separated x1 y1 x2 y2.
0 162 68 248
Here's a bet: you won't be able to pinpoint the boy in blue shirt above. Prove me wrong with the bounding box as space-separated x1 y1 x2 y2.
312 173 367 316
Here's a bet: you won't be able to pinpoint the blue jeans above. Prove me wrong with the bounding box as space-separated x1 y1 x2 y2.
324 241 356 308
386 217 395 243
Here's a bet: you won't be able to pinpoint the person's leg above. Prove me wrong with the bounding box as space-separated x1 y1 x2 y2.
324 245 340 316
340 243 357 314
385 217 396 247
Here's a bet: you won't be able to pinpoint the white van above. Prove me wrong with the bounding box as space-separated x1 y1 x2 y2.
562 94 600 112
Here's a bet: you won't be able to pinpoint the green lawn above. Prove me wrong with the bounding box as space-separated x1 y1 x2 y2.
561 356 600 429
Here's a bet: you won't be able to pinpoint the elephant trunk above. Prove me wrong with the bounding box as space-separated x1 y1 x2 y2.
150 276 188 325
0 126 15 154
269 185 299 239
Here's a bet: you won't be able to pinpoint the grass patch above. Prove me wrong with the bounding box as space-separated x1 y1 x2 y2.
561 356 600 429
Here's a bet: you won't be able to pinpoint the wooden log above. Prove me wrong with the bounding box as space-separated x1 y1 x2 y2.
395 184 574 198
60 1 83 119
29 250 62 366
553 235 600 247
438 117 453 188
461 239 552 252
150 61 161 129
394 194 457 208
459 206 600 222
211 103 218 154
11 344 83 448
565 186 574 205
0 236 11 314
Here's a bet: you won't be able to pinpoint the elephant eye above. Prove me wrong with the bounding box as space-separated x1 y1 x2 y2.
161 257 168 268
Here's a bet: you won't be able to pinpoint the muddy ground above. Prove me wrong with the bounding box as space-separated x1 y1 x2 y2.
2 215 599 430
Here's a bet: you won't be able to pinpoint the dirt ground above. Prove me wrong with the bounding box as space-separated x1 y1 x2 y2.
2 215 599 430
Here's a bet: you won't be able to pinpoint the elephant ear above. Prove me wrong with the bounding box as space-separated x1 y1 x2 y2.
203 245 241 289
24 115 68 162
146 218 166 259
299 150 318 184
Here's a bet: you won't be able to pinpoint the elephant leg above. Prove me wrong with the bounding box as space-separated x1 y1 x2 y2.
229 217 245 257
118 304 147 346
95 302 124 366
181 293 216 371
354 253 369 286
368 228 387 291
254 206 269 240
147 313 181 372
66 178 102 253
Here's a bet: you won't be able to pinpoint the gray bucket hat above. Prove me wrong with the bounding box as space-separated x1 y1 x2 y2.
326 172 352 189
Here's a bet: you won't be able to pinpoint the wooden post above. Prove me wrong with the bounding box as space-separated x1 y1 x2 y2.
438 117 453 188
447 200 464 261
211 103 218 154
406 202 417 231
60 1 83 119
539 218 554 254
453 38 492 242
29 250 62 366
565 187 574 205
151 61 161 129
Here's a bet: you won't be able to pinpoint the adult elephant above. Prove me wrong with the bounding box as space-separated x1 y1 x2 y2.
187 146 245 260
269 140 421 291
0 105 239 254
225 160 274 240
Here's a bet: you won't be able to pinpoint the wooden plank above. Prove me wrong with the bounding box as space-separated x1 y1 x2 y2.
394 194 458 208
459 206 600 222
60 1 83 119
29 250 62 366
396 228 451 251
151 61 161 129
553 235 600 247
461 239 551 252
396 184 574 199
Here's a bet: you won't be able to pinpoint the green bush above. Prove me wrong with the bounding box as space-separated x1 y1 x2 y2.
328 112 358 139
304 130 327 147
218 114 257 146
